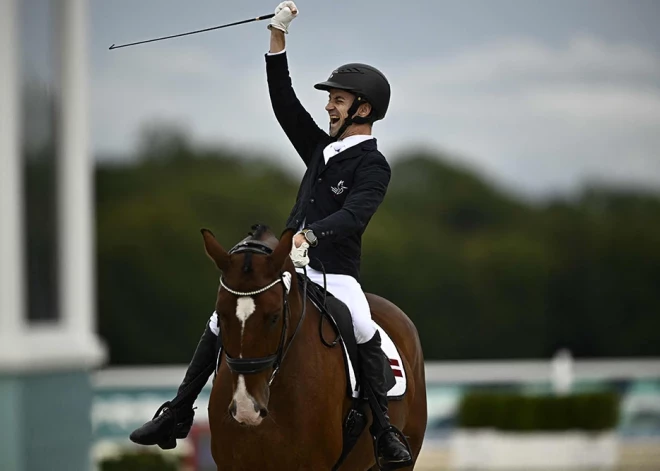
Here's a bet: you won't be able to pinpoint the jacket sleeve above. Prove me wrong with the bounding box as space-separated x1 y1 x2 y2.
308 153 391 241
265 51 329 167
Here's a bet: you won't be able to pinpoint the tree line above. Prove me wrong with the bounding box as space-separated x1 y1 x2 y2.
93 126 660 364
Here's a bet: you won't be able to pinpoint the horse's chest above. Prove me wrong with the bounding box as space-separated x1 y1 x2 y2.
212 433 337 470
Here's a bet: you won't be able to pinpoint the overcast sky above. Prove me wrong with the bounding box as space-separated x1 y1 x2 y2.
88 0 660 199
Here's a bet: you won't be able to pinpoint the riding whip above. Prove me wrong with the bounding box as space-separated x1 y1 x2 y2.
109 13 275 50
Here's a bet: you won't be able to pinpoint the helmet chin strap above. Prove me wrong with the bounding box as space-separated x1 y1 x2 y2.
333 95 371 140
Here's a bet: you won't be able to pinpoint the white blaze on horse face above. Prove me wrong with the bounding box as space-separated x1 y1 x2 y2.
232 375 263 426
235 297 256 351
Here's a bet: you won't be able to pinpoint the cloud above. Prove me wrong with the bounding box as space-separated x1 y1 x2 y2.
388 35 660 197
526 85 660 123
92 44 262 159
91 43 329 176
91 34 660 199
402 36 660 88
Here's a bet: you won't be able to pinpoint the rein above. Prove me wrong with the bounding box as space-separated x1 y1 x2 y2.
220 240 308 386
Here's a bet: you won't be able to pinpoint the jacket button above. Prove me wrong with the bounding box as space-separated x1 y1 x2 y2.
310 198 315 203
318 178 322 183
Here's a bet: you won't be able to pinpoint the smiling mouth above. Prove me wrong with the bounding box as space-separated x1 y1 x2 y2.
329 116 340 125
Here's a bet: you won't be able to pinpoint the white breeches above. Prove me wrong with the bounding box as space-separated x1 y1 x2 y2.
207 267 377 344
296 266 377 344
209 311 220 336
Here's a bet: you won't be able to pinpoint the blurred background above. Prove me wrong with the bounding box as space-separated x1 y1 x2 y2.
2 0 660 470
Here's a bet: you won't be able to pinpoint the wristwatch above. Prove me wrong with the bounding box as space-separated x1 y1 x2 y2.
301 228 318 247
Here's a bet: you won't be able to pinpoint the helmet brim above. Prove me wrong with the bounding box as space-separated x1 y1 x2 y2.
314 81 359 92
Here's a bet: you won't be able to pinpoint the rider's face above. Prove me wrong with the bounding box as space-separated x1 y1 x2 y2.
325 89 355 137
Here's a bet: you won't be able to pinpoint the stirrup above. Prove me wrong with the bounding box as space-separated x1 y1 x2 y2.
152 401 178 450
153 401 195 450
371 425 414 471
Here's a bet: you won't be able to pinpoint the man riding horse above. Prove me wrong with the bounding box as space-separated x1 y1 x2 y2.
130 1 411 466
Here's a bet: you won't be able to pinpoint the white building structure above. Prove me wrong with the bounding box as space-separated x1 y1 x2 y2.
0 0 107 469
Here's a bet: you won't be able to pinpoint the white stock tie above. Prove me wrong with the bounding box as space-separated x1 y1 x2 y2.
323 141 345 163
332 141 345 153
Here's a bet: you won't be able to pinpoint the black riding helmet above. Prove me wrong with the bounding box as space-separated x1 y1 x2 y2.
314 63 391 136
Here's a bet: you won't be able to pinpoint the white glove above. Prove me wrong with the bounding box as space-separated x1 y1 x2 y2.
290 239 309 268
269 1 298 34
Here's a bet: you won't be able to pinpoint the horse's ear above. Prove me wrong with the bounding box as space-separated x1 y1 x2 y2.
269 228 295 271
201 228 230 271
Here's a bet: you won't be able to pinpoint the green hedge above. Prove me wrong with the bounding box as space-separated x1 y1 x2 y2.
457 391 620 432
99 450 180 471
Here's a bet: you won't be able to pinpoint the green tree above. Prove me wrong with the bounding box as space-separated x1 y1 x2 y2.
94 125 660 364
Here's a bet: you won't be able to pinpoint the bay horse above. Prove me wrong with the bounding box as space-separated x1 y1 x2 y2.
200 224 427 470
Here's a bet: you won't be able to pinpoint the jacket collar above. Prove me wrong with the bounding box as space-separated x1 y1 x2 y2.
328 135 374 154
322 137 377 167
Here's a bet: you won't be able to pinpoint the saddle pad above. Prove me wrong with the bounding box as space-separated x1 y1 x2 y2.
344 322 407 400
377 323 407 398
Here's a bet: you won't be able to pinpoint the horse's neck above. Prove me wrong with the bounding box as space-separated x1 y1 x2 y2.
264 285 347 432
274 287 322 391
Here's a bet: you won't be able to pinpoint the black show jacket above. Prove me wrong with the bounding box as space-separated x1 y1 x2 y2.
265 51 391 282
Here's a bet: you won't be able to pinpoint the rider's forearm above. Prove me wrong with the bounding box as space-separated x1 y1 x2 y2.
269 28 285 54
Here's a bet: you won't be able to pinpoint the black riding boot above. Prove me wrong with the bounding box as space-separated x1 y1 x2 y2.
129 321 219 450
358 331 413 469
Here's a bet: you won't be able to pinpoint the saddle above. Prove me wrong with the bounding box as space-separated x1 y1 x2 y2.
296 272 397 399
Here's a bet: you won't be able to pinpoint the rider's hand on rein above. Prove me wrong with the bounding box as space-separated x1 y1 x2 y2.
290 233 309 268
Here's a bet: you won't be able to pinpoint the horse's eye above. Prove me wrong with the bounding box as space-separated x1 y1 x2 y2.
270 313 280 325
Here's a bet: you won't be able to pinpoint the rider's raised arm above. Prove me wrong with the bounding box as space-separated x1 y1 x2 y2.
265 4 329 167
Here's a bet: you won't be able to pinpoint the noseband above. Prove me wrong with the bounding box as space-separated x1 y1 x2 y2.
220 240 307 386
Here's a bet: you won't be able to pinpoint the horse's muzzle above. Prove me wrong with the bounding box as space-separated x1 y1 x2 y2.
229 375 270 427
229 398 269 426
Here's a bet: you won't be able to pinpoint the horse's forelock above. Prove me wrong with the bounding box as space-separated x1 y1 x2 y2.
249 223 271 240
246 223 280 250
228 223 281 275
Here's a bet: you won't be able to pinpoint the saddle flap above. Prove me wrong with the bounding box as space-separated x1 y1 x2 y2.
297 273 407 400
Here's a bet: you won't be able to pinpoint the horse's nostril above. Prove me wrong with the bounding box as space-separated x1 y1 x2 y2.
229 400 237 417
259 407 268 418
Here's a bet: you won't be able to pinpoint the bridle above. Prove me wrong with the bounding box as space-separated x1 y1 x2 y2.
219 240 307 386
